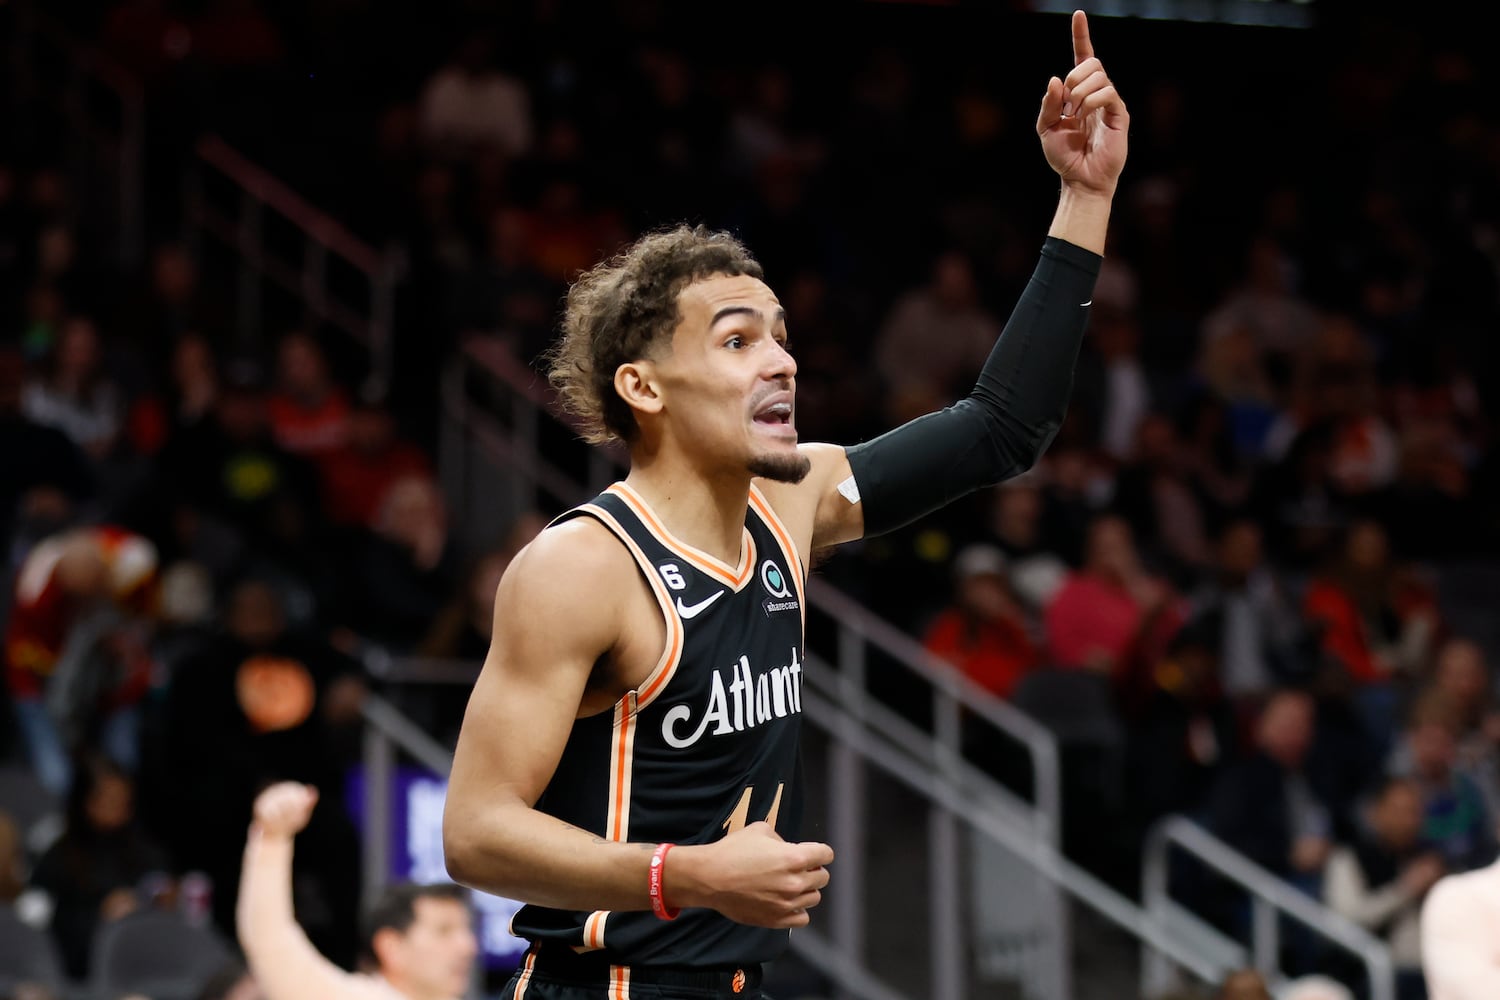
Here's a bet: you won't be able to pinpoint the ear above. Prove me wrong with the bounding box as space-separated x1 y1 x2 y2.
614 360 664 420
371 927 403 971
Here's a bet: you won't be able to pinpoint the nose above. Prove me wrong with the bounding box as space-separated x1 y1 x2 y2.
767 338 797 380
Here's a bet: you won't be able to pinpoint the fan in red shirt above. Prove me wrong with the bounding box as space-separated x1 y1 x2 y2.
4 525 159 795
923 544 1040 700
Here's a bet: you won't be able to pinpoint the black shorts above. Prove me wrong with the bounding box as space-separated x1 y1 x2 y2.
503 944 773 1000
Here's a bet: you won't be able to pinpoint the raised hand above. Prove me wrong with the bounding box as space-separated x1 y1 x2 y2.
251 782 319 840
1037 10 1129 197
673 821 833 929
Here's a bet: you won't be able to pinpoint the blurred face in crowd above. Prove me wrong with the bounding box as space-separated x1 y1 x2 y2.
932 251 977 311
1409 720 1456 782
152 244 197 302
276 333 331 400
1370 780 1424 853
86 771 134 834
1085 515 1138 583
991 482 1041 546
1434 639 1489 712
1345 520 1389 574
379 897 478 1000
1218 969 1272 1000
172 335 217 395
55 317 102 384
1256 691 1315 769
228 581 286 649
1218 521 1263 584
958 570 1011 623
348 404 396 454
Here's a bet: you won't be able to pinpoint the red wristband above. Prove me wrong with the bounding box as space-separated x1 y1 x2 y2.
649 843 680 920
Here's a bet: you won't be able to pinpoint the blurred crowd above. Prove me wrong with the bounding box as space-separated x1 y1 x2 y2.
6 1 1500 999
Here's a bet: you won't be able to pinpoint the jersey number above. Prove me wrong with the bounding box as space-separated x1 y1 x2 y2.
659 563 687 591
724 783 784 834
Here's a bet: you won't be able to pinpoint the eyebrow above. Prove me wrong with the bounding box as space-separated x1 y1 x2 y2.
710 306 787 328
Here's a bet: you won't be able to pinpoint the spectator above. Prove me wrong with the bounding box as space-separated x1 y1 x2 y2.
1302 518 1442 740
1426 638 1500 822
1184 519 1312 702
4 526 159 796
1324 777 1442 995
155 358 322 547
977 479 1070 613
922 544 1040 701
161 577 365 962
266 331 350 461
874 249 1002 423
1113 412 1212 578
1075 257 1151 462
1205 688 1333 885
30 754 171 980
238 782 477 1000
1043 514 1185 681
317 394 433 530
1389 691 1495 873
348 476 458 654
1122 623 1239 839
20 316 123 461
0 347 94 560
417 33 532 160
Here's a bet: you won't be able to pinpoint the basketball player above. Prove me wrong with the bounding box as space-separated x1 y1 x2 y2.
443 11 1128 998
1420 843 1500 999
239 782 478 1000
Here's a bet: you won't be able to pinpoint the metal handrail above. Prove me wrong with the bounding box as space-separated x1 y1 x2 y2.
442 338 1084 998
186 136 405 392
1142 815 1396 1000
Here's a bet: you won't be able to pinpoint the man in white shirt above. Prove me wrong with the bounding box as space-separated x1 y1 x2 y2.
238 782 478 1000
1421 838 1500 1000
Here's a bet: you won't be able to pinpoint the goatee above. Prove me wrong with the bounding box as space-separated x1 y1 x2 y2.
749 452 811 484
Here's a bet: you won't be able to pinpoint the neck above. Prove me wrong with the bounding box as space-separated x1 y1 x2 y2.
625 449 751 565
383 972 443 1000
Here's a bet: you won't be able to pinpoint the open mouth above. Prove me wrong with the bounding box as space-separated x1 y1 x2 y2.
753 401 794 428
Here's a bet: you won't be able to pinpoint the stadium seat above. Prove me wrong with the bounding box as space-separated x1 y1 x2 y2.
88 909 234 1000
0 763 61 855
0 903 67 995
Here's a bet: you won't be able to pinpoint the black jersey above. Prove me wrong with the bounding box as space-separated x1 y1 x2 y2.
509 481 808 968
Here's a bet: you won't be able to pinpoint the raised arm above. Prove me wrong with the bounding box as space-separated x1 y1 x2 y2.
237 783 382 1000
442 519 831 927
766 10 1127 553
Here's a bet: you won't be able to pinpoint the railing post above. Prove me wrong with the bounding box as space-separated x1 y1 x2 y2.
929 806 963 1000
828 623 867 1000
1140 824 1172 997
362 723 394 910
1251 895 1279 978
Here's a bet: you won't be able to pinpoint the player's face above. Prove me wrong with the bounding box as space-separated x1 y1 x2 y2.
655 274 810 483
397 898 479 997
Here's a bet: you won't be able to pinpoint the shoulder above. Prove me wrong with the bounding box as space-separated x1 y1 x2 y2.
507 515 632 581
493 516 638 634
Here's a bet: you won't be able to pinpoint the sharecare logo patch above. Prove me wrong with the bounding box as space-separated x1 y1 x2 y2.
661 648 804 749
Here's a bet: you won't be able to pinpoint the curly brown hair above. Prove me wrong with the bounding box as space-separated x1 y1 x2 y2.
546 224 764 444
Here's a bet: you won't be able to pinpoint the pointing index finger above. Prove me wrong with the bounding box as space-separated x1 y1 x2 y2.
1072 9 1093 66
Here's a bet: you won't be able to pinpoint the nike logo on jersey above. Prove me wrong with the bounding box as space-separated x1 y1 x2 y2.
675 590 726 619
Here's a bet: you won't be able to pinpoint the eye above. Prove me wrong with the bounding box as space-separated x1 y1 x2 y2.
725 335 745 350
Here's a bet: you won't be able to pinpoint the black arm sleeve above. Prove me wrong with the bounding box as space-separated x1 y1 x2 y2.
845 236 1100 537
